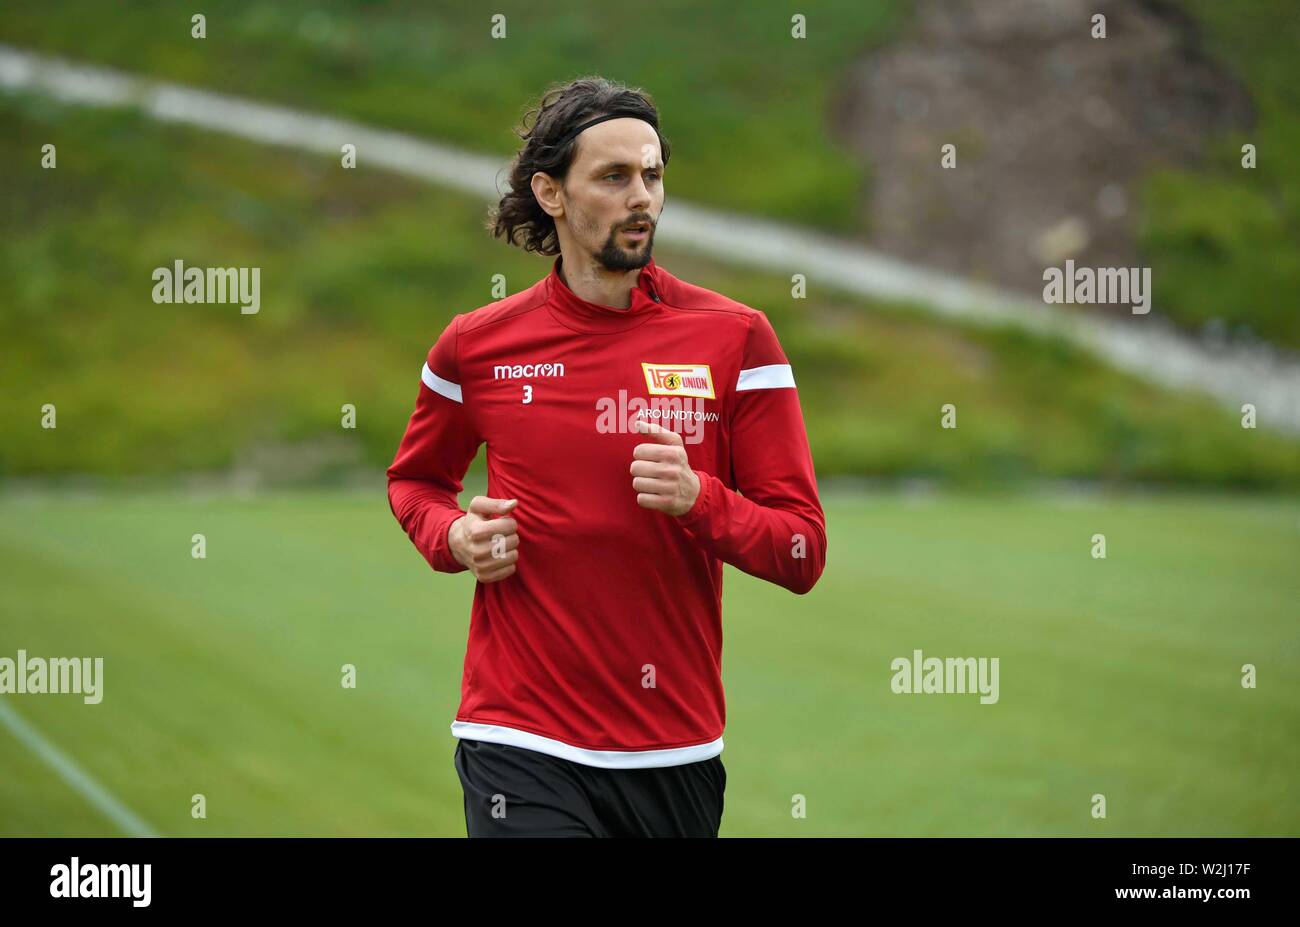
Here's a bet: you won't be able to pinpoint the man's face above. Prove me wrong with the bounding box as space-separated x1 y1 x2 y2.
556 118 664 271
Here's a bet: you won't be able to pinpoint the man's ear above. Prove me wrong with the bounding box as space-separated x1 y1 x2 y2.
531 171 565 219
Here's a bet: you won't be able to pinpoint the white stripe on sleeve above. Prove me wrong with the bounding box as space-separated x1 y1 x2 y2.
421 362 463 403
736 363 795 391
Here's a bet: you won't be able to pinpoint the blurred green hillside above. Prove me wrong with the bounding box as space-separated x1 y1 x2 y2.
1141 0 1300 347
3 0 1299 346
2 93 1296 487
0 0 905 232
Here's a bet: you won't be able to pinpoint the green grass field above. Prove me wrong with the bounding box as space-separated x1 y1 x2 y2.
2 485 1295 836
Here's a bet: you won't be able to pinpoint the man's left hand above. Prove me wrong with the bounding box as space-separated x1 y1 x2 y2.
630 420 701 516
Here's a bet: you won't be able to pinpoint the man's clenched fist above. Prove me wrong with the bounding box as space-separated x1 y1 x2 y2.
449 495 520 583
630 419 701 516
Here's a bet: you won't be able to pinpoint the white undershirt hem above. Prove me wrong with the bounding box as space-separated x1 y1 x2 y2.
451 721 723 769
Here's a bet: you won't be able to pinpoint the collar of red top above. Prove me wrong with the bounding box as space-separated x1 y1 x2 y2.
545 254 664 334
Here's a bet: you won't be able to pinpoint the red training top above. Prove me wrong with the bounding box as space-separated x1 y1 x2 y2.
387 255 827 768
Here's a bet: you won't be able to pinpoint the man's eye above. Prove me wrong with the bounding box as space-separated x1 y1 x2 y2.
604 173 622 181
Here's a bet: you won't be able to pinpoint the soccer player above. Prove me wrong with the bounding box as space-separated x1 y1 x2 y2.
387 76 827 837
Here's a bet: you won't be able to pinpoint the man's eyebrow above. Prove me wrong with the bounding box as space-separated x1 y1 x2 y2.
591 159 663 174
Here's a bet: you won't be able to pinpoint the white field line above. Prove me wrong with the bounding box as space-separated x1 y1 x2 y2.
2 42 1297 434
0 698 159 837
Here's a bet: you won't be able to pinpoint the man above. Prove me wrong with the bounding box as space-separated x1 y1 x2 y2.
387 76 827 837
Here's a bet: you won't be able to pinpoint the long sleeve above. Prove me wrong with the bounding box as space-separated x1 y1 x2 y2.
386 314 483 574
674 311 827 595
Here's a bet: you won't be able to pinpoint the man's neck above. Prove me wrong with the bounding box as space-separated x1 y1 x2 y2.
558 251 642 310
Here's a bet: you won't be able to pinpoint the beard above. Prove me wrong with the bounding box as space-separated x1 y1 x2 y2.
593 222 655 272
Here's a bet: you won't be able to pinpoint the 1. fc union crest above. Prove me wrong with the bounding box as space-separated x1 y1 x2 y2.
641 362 716 399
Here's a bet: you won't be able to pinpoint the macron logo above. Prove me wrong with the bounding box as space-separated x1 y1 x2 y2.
494 362 565 380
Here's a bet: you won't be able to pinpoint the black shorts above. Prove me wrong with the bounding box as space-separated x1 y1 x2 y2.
453 738 726 837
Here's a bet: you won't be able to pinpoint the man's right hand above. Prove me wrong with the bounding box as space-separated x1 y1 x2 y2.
448 496 520 583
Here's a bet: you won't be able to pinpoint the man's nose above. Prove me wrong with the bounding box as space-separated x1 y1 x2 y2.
627 174 652 211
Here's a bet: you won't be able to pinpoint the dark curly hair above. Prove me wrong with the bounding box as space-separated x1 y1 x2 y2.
487 76 670 256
